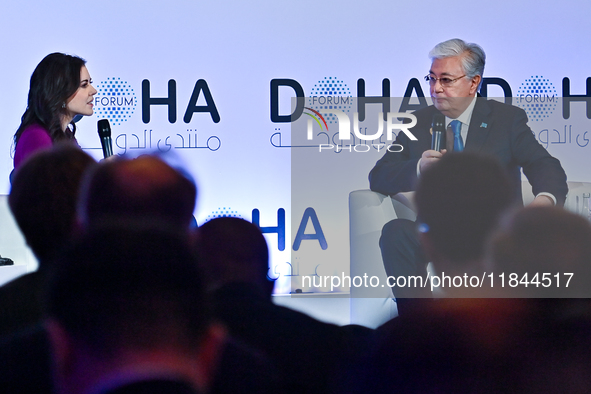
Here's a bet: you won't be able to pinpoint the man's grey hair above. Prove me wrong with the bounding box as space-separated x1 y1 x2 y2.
429 38 486 79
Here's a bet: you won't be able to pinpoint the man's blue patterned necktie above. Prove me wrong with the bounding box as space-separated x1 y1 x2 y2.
451 120 463 152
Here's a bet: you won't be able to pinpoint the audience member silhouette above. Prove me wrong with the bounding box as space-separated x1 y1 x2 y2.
346 153 527 393
348 298 550 393
78 154 197 230
481 206 591 391
196 217 351 394
1 154 276 394
414 152 515 287
45 223 212 394
487 206 591 298
1 143 96 337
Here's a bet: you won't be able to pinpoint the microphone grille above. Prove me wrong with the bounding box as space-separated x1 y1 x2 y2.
432 114 445 129
97 119 111 137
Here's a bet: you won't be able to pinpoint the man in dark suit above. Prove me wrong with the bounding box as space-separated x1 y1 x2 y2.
369 38 568 304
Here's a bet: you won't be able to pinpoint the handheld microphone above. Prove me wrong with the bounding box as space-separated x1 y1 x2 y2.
431 114 445 151
97 119 113 158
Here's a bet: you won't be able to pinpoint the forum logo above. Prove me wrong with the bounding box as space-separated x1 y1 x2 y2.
308 77 353 125
204 207 242 223
515 75 557 121
94 77 137 126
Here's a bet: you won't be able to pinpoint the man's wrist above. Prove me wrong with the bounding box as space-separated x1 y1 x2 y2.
535 192 557 206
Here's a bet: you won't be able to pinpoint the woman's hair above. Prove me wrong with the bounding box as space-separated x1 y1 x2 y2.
14 53 87 147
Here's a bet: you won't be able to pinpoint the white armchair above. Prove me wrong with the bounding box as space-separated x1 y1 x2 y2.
0 195 36 285
349 181 591 328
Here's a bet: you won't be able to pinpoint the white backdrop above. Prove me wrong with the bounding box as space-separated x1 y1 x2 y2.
2 0 590 294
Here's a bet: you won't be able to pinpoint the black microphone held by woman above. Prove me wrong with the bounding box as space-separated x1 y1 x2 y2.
97 119 113 158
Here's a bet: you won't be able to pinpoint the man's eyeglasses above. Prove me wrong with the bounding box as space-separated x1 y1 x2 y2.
424 74 466 88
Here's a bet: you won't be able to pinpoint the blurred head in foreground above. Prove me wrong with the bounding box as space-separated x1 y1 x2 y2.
196 217 273 296
9 143 96 263
488 206 591 297
415 152 514 275
45 223 217 394
78 154 197 230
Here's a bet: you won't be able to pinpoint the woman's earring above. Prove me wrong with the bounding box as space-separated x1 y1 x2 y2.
62 102 66 108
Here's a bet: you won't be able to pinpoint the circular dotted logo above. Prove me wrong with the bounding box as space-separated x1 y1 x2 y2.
309 77 353 124
205 207 242 222
516 76 557 121
94 77 137 126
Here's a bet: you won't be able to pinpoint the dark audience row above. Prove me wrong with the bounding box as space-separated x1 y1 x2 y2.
1 144 591 393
